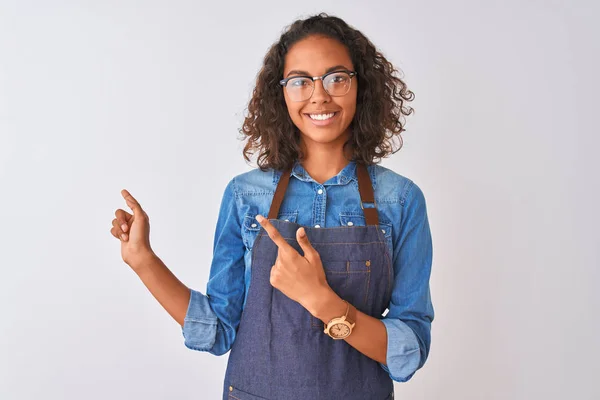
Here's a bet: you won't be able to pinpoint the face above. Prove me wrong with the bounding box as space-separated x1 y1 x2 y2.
282 35 357 151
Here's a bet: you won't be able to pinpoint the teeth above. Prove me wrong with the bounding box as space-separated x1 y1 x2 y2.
309 112 335 120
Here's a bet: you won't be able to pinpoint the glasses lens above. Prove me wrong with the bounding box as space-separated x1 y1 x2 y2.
324 72 351 96
286 77 313 101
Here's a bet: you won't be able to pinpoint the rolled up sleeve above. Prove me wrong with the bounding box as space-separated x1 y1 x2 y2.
379 180 435 382
182 289 219 351
181 177 246 356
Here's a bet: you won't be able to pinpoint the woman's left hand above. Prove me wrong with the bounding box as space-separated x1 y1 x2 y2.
255 214 330 314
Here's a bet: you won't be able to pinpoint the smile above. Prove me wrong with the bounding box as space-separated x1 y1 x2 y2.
304 111 339 126
308 112 336 120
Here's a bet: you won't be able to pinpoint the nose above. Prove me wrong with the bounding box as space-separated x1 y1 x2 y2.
310 78 331 104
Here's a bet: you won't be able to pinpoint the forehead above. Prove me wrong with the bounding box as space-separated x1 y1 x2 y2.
283 35 353 75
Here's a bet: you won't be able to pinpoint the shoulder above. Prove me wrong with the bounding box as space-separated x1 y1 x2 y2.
226 167 277 197
223 168 278 217
369 163 424 207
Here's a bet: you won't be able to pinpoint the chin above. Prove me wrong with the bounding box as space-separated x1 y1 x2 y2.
300 130 347 144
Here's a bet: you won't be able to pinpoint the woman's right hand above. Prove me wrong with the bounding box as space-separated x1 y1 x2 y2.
110 189 155 269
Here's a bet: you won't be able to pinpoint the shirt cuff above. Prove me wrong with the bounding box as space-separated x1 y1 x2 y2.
181 288 218 351
379 318 422 382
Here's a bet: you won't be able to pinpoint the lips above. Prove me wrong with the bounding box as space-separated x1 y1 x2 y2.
303 111 339 126
303 111 339 121
304 111 339 115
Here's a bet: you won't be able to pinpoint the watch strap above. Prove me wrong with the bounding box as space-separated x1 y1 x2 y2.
345 301 356 325
323 300 357 332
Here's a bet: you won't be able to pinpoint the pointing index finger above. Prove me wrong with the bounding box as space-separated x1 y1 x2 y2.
121 189 143 215
256 214 293 252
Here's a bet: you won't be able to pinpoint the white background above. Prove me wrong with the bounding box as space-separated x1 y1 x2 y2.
1 0 598 399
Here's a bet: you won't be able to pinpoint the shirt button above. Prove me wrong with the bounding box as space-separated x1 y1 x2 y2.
347 221 354 226
314 224 321 228
381 229 386 234
317 188 323 194
284 219 289 222
229 386 233 392
251 223 257 228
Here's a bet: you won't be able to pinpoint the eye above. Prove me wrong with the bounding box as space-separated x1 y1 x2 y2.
289 78 310 87
330 73 349 84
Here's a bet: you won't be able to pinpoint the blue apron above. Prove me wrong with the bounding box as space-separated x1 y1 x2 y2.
222 163 395 400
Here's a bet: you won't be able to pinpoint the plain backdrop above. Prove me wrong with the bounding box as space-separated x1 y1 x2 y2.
1 0 598 399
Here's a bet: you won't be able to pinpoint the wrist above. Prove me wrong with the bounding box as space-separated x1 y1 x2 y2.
308 288 347 324
129 250 158 273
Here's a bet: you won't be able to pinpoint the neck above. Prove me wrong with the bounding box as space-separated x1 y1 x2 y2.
298 133 354 184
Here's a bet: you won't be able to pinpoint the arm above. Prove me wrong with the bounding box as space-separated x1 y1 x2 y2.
131 178 246 355
181 178 246 355
312 289 388 365
311 180 434 382
132 252 191 327
379 181 434 381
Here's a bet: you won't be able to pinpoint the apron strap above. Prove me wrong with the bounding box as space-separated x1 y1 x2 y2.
356 162 379 226
268 166 292 220
267 162 379 226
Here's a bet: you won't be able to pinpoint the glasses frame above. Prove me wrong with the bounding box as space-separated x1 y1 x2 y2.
279 69 357 101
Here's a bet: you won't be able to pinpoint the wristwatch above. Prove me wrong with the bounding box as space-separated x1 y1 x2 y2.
323 300 356 340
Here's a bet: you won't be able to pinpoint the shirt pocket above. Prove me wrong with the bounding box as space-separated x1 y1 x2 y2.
379 221 393 260
339 212 394 262
242 211 298 251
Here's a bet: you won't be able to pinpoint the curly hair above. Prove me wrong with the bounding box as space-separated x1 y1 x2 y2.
240 12 415 172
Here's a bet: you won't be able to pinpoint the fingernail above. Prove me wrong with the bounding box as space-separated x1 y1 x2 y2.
121 224 128 232
121 233 127 240
256 215 264 222
298 227 305 237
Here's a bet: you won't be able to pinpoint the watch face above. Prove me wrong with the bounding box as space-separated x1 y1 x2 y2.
330 322 351 338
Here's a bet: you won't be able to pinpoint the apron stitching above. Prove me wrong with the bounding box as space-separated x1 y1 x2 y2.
326 270 369 274
342 267 348 290
255 237 389 246
364 268 371 307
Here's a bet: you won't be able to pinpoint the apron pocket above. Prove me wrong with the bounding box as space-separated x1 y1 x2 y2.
311 259 371 328
228 384 268 400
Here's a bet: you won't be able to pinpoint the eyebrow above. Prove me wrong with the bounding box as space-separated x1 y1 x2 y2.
285 65 351 78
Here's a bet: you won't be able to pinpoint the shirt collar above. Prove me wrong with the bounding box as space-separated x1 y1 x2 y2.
272 159 378 188
290 159 357 185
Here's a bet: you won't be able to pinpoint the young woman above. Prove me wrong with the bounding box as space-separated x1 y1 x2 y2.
111 13 434 400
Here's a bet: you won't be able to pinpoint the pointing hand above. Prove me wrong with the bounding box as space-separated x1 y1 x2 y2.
110 189 154 268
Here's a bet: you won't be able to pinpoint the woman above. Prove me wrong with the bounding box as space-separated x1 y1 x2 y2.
111 13 434 400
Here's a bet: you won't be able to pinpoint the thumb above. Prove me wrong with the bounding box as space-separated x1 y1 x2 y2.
296 227 319 264
121 189 145 217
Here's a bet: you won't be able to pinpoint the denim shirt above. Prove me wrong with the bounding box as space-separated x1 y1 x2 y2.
181 160 434 383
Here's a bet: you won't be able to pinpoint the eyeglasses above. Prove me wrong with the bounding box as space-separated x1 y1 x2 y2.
279 70 357 102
